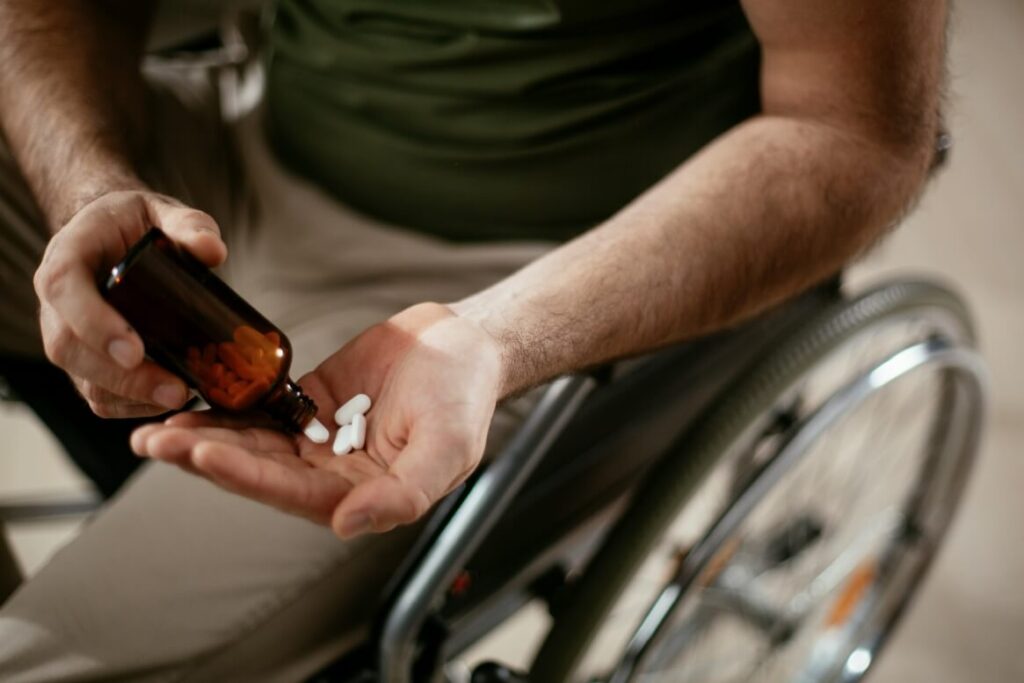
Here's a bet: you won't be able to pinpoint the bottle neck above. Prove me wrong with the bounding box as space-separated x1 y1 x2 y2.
262 379 318 433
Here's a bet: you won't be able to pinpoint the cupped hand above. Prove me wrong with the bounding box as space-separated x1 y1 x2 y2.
34 190 227 417
131 303 506 539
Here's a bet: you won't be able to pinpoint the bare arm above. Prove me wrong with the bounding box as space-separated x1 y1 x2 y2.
0 0 154 229
0 0 226 417
453 0 947 397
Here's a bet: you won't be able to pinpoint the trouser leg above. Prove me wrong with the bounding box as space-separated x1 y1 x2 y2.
0 213 545 683
0 110 50 598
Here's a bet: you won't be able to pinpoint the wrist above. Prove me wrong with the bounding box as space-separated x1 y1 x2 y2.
391 300 515 400
50 165 148 231
448 298 532 399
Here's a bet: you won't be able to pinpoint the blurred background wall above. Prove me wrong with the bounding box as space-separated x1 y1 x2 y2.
847 1 1024 678
1 0 1021 680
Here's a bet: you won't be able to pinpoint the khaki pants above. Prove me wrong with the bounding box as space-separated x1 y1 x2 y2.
0 58 549 682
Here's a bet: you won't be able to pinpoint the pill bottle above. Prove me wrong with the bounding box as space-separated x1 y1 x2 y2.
103 227 317 433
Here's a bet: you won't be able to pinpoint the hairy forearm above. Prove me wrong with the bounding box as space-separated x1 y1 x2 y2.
453 115 935 397
0 1 153 230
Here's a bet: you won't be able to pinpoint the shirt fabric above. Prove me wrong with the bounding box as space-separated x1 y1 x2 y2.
265 0 761 242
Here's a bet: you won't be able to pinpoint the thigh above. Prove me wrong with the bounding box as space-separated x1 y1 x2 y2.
0 462 422 683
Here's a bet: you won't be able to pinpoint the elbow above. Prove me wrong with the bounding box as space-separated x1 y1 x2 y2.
874 92 948 191
860 108 945 226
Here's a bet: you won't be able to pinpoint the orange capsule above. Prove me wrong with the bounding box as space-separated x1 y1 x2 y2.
218 342 262 381
211 363 226 385
227 380 249 396
208 387 233 409
232 378 269 409
235 325 275 354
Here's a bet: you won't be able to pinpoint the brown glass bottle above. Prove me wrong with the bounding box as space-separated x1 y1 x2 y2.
103 227 317 432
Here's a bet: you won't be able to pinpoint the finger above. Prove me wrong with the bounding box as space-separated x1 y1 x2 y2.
130 425 199 473
130 424 166 458
147 198 227 267
130 424 201 475
131 424 293 472
85 394 168 419
49 321 189 409
137 426 215 470
91 382 184 415
330 474 432 539
145 425 296 460
36 260 146 371
191 441 351 523
71 375 169 418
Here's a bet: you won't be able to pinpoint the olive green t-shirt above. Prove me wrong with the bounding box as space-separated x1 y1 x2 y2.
266 0 760 242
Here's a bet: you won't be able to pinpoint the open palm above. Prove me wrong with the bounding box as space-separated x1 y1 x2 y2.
131 303 504 539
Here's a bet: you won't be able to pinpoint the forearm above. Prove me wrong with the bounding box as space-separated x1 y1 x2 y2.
453 115 935 397
0 1 153 230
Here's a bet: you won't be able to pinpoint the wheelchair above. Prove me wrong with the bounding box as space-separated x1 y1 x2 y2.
1 273 987 683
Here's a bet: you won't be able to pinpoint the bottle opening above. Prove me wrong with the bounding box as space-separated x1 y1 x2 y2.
263 380 319 433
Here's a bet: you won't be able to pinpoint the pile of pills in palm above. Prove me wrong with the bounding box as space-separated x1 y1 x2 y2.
331 393 370 455
301 393 372 457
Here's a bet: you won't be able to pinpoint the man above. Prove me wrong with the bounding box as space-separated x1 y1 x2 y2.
0 0 945 679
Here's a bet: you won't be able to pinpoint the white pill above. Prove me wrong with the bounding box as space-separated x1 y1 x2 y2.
303 417 330 444
350 413 366 450
333 424 354 456
335 393 371 426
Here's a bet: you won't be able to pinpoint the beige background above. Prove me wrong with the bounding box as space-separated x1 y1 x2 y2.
1 1 1021 680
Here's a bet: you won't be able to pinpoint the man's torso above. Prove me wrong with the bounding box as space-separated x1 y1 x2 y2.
266 0 760 241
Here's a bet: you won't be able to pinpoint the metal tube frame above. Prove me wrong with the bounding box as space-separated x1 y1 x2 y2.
378 374 598 683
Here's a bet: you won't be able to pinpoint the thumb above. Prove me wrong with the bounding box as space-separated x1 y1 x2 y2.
147 196 228 268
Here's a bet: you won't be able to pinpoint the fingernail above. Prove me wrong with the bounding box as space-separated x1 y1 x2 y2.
108 339 141 369
153 383 186 409
339 513 373 539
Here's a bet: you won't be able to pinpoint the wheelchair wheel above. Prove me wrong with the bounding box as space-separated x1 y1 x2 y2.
530 280 987 683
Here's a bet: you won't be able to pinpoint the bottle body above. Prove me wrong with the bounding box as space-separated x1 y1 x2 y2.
103 228 317 432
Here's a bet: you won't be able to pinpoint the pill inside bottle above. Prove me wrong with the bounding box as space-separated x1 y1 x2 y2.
104 228 318 434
